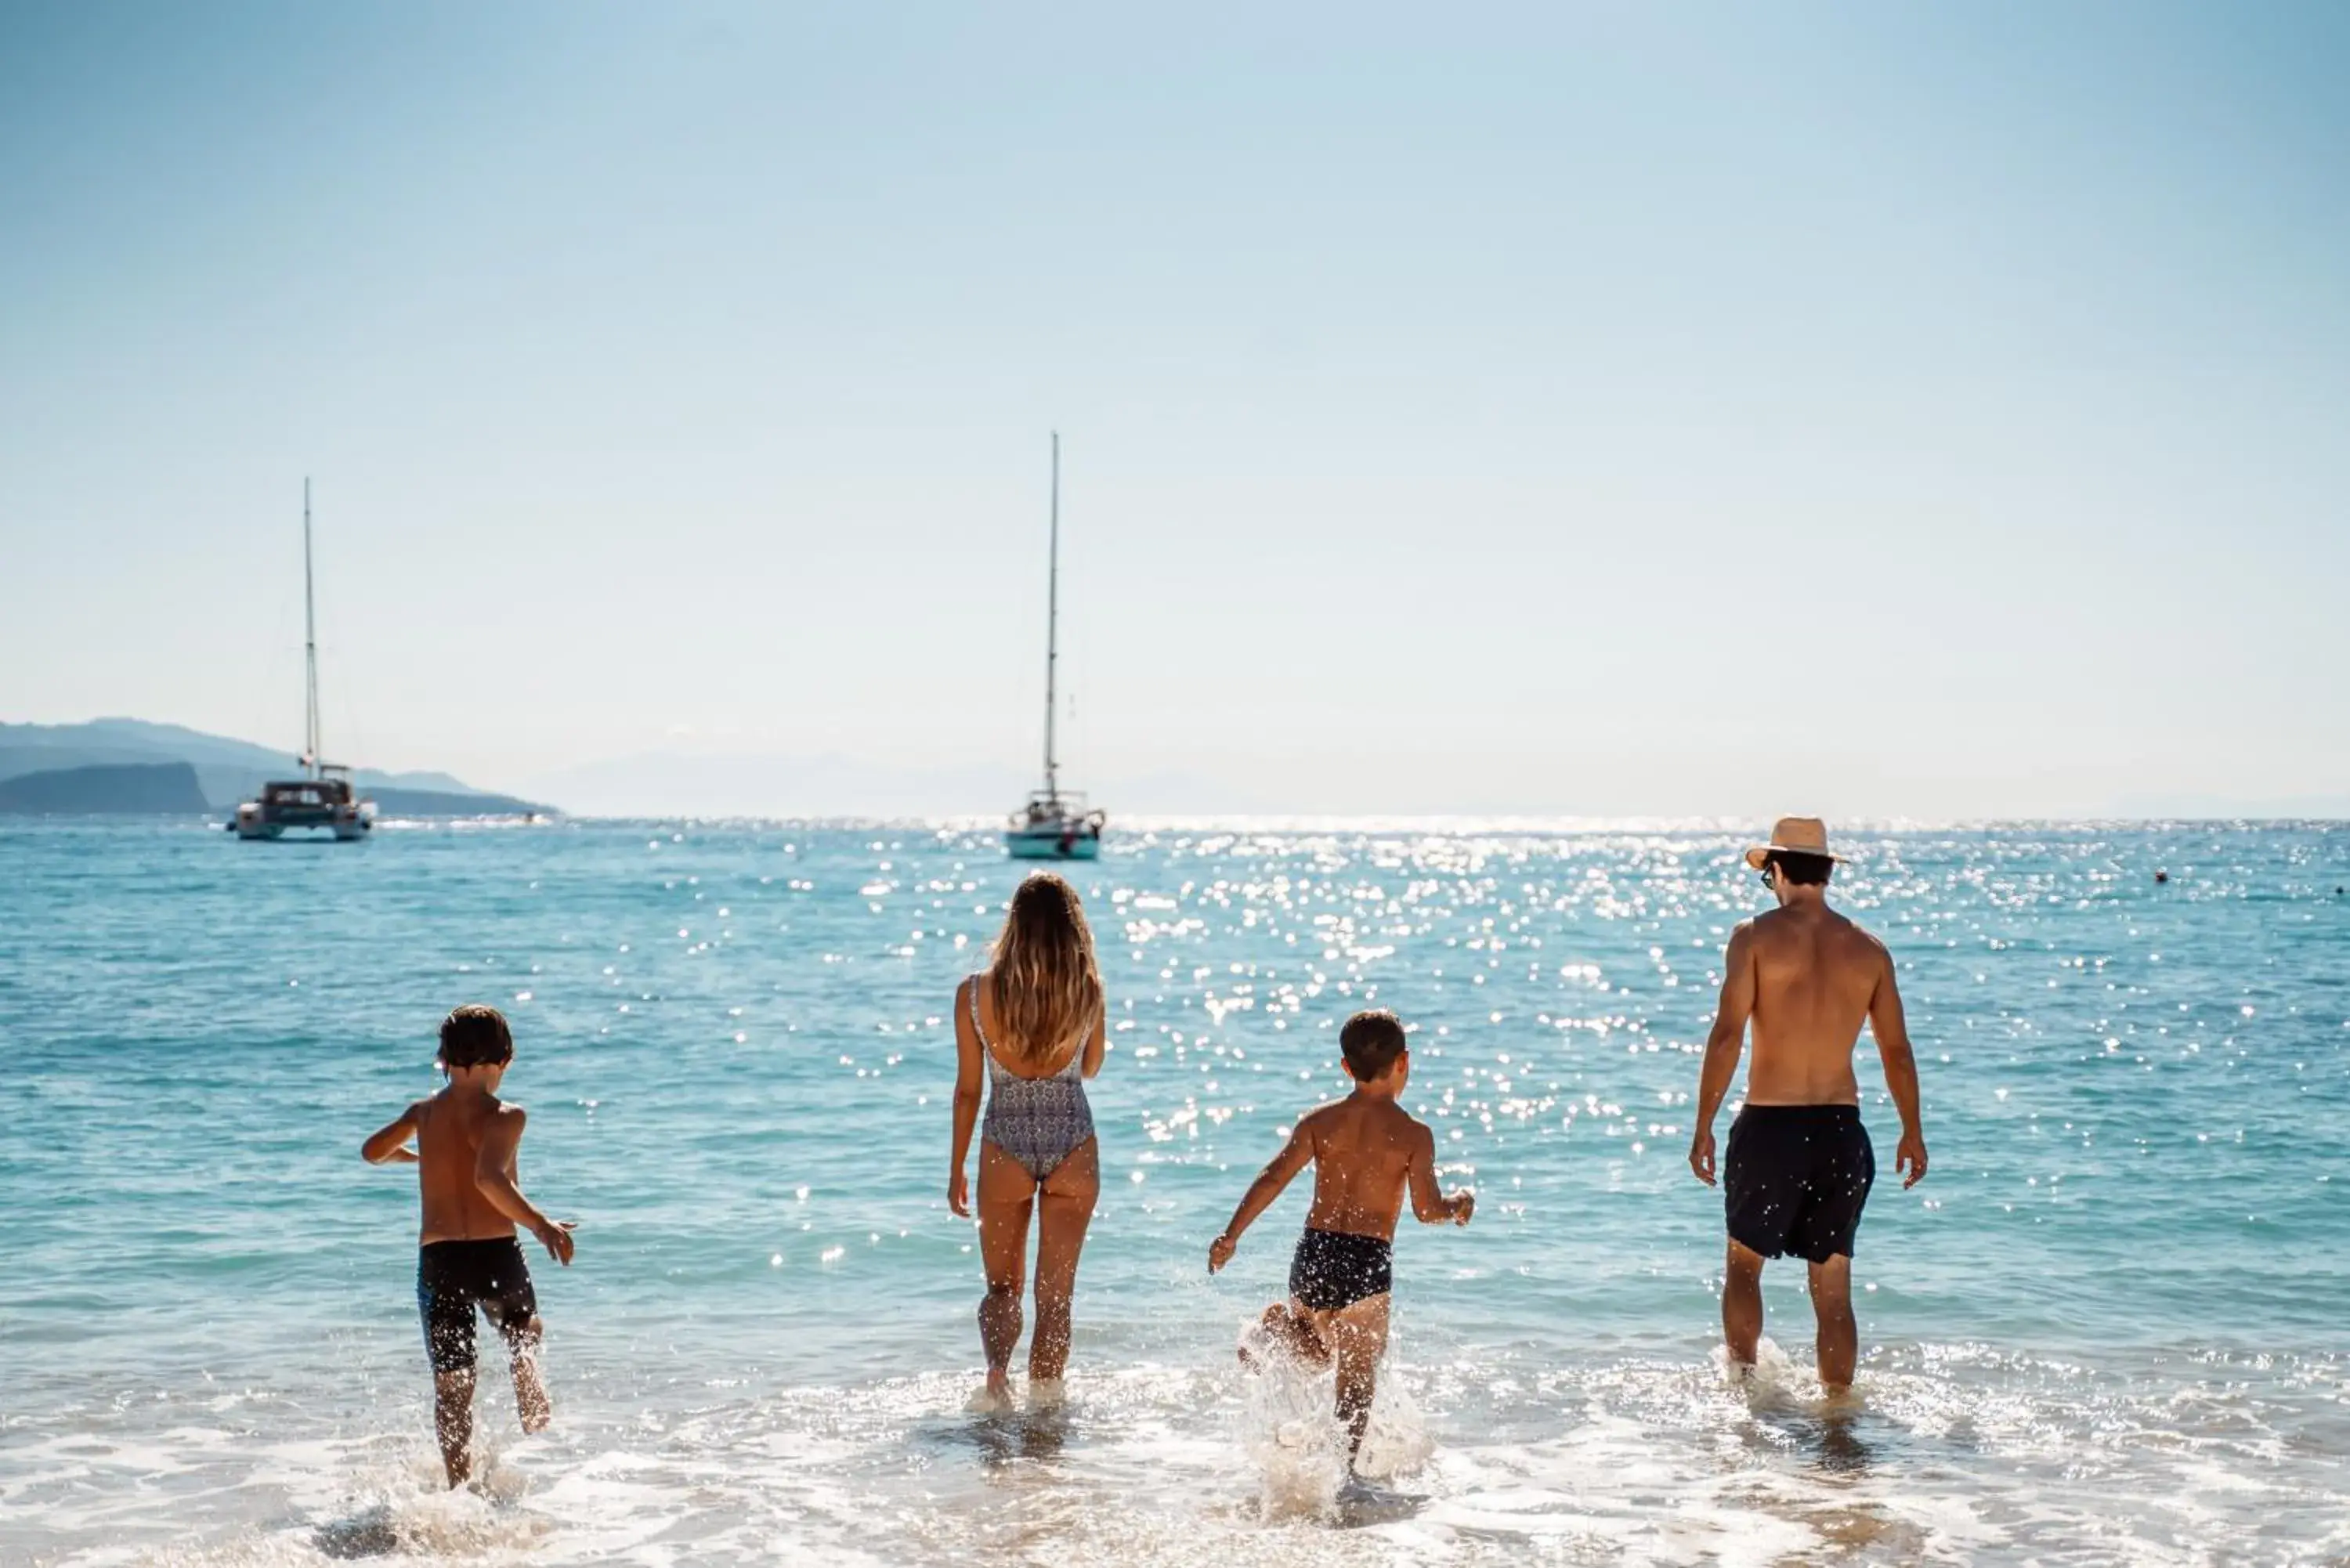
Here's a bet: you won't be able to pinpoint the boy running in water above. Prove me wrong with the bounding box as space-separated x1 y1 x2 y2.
1208 1010 1473 1464
363 1005 575 1487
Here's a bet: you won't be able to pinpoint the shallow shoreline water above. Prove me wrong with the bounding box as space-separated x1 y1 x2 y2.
2 818 2344 1564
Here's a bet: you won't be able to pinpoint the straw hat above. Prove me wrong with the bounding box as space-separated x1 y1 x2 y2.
1744 816 1846 870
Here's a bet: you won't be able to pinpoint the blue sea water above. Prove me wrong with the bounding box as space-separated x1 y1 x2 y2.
2 818 2345 1566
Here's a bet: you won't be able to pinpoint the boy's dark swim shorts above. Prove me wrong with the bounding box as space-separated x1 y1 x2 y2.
1289 1227 1394 1312
417 1237 539 1373
1724 1104 1876 1263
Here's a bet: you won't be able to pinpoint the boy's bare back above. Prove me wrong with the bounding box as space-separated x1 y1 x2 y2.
1295 1095 1445 1241
408 1088 532 1246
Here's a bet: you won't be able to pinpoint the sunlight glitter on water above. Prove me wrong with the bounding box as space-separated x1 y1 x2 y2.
0 819 2345 1563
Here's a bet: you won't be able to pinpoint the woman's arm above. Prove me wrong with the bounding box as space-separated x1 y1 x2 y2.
1079 1005 1107 1079
949 977 985 1217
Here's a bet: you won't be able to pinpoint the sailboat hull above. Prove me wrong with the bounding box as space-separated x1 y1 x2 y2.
1006 826 1101 861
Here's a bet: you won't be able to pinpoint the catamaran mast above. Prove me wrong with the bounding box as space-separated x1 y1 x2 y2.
1043 432 1060 804
303 478 320 779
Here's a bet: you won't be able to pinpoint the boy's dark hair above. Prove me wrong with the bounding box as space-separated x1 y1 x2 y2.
1340 1010 1409 1080
1765 849 1835 887
439 1004 515 1069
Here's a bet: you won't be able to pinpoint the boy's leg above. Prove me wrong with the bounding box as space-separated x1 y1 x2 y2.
1322 1294 1390 1463
974 1143 1037 1397
433 1367 475 1487
496 1312 551 1434
1723 1241 1766 1371
1028 1138 1098 1384
419 1263 480 1487
1806 1254 1858 1392
1247 1302 1330 1366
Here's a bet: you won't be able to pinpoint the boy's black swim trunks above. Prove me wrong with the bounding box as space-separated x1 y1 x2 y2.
1724 1104 1876 1263
417 1237 539 1373
1289 1227 1394 1312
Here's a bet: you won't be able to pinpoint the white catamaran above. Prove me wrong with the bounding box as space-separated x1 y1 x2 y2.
233 479 375 841
1006 434 1104 861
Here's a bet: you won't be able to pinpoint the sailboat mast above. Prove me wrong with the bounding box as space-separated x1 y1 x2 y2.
1043 432 1060 802
303 478 320 779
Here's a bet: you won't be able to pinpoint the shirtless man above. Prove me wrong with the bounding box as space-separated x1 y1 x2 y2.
1687 818 1926 1393
362 1004 575 1487
1208 1010 1474 1465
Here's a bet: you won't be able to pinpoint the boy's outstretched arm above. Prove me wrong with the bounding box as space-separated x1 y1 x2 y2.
1207 1122 1314 1272
361 1103 422 1165
475 1107 575 1265
1406 1122 1473 1224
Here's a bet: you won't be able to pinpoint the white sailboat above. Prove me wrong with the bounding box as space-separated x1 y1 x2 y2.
1006 434 1104 861
233 479 375 841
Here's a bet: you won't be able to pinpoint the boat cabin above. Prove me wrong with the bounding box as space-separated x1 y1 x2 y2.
260 778 356 811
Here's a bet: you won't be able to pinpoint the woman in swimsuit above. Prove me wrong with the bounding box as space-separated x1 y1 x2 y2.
948 873 1107 1407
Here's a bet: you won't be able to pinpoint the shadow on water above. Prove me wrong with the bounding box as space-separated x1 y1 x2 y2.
1812 1410 1875 1476
1329 1478 1430 1530
1725 1404 1939 1557
920 1406 1076 1472
312 1505 402 1559
1744 1404 1878 1478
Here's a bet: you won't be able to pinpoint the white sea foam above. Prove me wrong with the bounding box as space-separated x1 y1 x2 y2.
2 1342 2333 1566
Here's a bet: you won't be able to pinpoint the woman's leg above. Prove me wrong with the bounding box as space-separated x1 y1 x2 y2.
975 1141 1038 1397
1027 1136 1099 1384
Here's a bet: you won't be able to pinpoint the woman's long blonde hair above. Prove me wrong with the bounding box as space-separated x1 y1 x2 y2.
985 873 1103 1069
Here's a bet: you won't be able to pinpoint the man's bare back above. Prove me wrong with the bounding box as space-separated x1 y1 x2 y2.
1737 900 1896 1107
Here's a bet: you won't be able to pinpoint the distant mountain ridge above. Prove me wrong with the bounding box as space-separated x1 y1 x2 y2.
0 762 212 814
0 720 552 816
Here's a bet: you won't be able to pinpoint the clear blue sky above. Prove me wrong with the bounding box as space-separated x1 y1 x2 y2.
3 2 2345 816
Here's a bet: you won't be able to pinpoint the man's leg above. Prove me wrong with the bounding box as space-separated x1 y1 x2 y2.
1806 1253 1857 1391
1322 1294 1391 1465
432 1367 475 1487
1723 1240 1766 1371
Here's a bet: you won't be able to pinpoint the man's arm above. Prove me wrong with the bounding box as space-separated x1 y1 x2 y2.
1207 1119 1316 1271
1688 921 1757 1187
1405 1122 1473 1225
474 1106 575 1264
361 1102 422 1165
1867 943 1929 1187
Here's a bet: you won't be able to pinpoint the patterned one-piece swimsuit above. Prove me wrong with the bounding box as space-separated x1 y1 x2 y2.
973 975 1096 1180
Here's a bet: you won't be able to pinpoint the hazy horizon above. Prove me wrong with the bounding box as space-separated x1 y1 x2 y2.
5 3 2345 819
